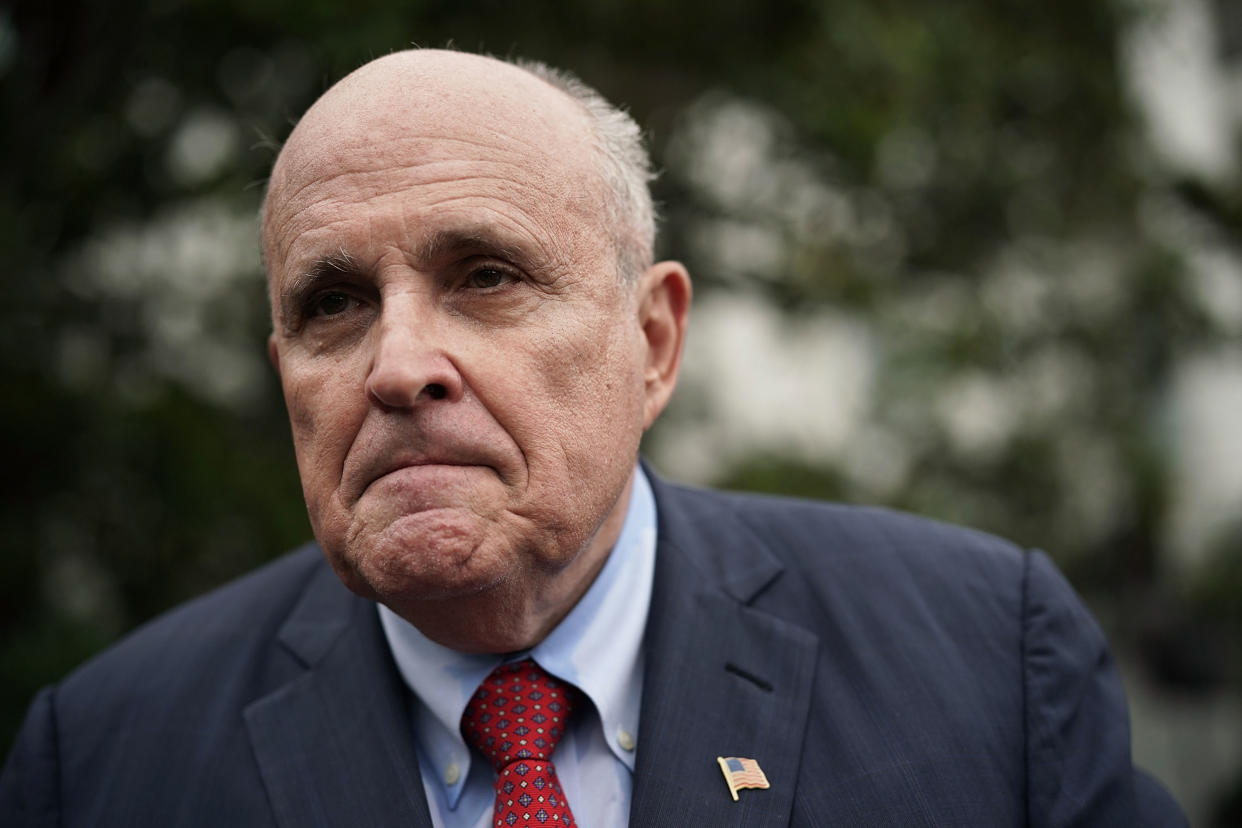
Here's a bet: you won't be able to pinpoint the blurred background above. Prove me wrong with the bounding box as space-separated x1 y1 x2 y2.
2 0 1240 822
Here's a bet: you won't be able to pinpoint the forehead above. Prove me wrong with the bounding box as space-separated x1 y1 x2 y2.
263 54 608 275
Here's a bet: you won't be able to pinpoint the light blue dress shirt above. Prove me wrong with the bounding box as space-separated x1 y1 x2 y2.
378 466 658 828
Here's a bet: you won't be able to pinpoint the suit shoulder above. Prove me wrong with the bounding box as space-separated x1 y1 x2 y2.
658 478 1026 574
56 544 326 701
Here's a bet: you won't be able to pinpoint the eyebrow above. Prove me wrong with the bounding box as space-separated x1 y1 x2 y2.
276 224 551 330
411 226 542 270
277 249 362 330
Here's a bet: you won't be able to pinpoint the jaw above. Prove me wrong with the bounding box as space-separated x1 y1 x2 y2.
373 538 615 654
318 468 637 654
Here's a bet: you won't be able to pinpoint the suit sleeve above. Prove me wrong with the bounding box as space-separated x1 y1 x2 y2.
0 687 61 828
1022 549 1185 827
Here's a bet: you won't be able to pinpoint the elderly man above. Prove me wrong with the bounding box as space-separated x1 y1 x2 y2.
2 50 1182 826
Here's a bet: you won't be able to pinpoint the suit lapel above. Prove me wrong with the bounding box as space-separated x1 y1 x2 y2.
244 561 433 828
630 479 819 827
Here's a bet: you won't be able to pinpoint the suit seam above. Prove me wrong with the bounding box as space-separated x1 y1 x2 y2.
1020 548 1032 828
728 509 788 605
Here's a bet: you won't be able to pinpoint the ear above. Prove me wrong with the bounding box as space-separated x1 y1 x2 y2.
267 333 281 375
637 260 692 429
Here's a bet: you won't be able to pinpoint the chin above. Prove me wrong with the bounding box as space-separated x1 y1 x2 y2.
337 509 516 602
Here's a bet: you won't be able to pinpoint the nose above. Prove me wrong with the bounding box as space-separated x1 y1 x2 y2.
364 303 464 409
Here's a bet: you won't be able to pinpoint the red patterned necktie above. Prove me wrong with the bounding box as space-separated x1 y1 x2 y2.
461 659 578 827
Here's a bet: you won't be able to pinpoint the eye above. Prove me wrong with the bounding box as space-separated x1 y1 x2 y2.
311 291 359 317
466 266 516 290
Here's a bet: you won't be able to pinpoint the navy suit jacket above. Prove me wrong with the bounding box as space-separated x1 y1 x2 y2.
1 473 1184 826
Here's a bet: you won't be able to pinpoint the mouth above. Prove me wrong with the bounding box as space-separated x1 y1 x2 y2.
362 456 488 495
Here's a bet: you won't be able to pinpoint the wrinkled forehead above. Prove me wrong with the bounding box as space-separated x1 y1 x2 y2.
262 51 604 266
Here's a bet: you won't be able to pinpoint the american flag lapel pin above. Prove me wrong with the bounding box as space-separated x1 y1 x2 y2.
716 756 770 801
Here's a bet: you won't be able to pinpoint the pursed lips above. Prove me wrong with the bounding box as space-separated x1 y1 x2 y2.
358 452 489 498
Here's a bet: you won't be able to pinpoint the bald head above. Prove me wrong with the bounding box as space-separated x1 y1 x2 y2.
263 49 655 283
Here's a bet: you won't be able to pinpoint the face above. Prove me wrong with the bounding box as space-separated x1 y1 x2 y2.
263 52 686 651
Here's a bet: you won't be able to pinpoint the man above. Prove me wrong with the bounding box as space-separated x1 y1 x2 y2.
2 49 1183 826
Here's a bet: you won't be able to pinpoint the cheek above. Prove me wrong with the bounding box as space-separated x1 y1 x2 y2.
284 375 319 437
488 313 646 471
280 354 365 498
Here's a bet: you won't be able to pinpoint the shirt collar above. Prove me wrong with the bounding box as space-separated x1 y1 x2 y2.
378 464 658 807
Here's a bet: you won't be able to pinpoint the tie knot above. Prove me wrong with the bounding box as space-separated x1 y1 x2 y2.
461 659 576 772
